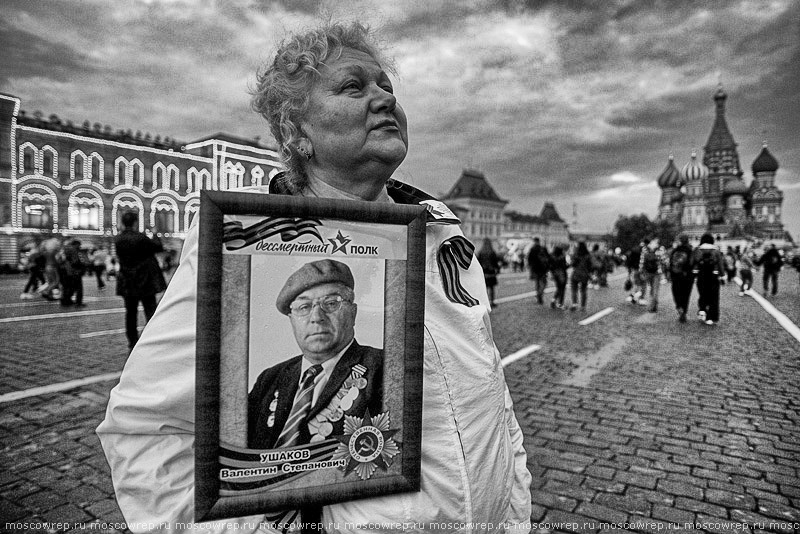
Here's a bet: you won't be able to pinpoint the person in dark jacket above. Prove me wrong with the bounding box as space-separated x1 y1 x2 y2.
569 241 592 311
549 245 568 309
668 235 694 323
477 238 501 308
692 233 725 325
115 211 167 350
527 237 550 305
759 243 783 296
59 239 87 307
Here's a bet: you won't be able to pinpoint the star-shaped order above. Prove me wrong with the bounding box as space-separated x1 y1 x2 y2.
328 230 351 254
331 410 400 481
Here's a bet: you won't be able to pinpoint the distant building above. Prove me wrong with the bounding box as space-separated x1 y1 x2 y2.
441 168 569 248
656 86 787 242
0 93 282 267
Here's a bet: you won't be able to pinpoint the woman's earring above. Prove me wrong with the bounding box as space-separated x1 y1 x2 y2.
298 147 312 160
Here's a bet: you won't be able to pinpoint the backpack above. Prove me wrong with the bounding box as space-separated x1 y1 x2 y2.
695 250 718 277
642 249 659 274
670 249 690 275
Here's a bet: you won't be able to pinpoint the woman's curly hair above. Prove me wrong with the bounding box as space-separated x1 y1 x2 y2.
251 21 394 193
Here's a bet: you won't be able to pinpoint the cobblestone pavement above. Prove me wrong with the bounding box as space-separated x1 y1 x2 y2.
0 268 798 533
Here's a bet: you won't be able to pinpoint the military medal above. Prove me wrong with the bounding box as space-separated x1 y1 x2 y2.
307 364 368 442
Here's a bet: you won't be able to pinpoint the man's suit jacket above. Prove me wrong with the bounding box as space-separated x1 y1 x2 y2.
114 229 167 298
248 341 383 449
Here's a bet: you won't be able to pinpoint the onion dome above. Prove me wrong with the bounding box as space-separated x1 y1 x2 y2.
657 155 682 188
681 151 709 182
752 143 779 173
724 179 748 195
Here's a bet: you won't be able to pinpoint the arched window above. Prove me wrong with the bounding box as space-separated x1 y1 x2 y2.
153 163 166 190
43 152 53 175
90 154 103 183
23 150 34 173
69 190 103 231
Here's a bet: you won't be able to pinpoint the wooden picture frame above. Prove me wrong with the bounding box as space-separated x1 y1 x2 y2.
195 190 426 521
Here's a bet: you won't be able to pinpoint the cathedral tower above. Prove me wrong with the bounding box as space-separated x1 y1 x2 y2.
749 143 784 239
703 85 744 232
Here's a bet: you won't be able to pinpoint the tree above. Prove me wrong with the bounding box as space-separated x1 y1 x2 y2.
612 214 679 253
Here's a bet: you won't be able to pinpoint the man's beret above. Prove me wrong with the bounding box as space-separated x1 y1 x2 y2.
276 259 355 315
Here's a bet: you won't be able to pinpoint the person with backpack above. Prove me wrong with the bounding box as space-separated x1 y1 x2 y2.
527 236 550 305
692 233 725 325
668 235 694 322
639 238 665 313
758 243 783 296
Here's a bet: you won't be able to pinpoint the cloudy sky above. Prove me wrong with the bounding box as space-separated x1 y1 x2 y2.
2 0 798 238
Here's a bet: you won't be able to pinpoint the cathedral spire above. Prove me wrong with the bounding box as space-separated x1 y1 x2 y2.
705 84 736 153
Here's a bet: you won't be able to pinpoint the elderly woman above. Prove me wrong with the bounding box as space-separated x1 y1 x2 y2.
97 22 531 532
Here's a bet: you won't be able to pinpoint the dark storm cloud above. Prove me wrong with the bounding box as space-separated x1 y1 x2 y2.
0 23 95 86
1 0 797 235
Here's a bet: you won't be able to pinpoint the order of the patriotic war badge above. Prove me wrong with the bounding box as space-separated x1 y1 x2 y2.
332 410 400 480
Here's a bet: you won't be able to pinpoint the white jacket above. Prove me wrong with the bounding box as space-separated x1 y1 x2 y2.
97 185 532 533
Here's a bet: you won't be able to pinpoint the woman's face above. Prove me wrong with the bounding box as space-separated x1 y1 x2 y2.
301 47 408 180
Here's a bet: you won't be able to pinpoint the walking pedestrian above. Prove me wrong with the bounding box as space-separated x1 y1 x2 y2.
549 245 568 309
692 233 725 325
758 243 783 296
625 242 646 305
668 235 694 322
91 246 108 290
723 246 737 284
570 241 592 311
590 244 604 289
477 237 501 308
639 238 665 313
736 248 756 296
20 243 46 299
39 236 62 301
59 239 87 307
527 236 550 305
115 211 167 351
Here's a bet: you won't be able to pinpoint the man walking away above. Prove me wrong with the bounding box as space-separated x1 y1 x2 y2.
668 235 694 322
692 233 725 325
759 244 783 296
115 212 167 351
527 237 550 305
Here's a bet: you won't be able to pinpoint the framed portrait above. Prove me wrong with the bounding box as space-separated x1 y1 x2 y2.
195 190 427 522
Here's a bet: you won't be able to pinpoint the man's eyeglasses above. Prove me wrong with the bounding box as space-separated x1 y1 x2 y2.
289 295 351 317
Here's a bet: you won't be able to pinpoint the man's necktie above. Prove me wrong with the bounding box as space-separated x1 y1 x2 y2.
275 364 322 448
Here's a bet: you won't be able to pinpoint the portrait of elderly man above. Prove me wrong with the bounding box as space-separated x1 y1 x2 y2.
248 259 383 449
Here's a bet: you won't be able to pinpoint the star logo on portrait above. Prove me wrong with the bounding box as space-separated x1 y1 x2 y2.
331 410 399 480
328 230 351 254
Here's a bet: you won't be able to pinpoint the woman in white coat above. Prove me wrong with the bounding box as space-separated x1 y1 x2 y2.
97 21 532 533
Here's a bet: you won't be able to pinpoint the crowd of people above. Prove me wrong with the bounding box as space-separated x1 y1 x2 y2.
18 219 176 327
19 237 115 306
478 233 797 326
624 235 790 325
